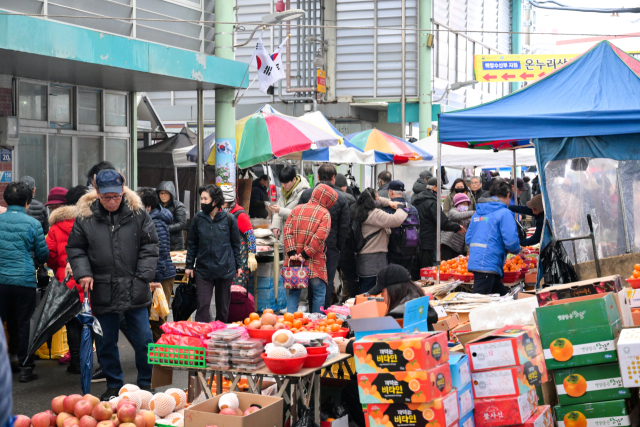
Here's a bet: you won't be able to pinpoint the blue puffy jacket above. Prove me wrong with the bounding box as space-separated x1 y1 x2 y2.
150 206 177 282
0 206 49 287
466 197 521 277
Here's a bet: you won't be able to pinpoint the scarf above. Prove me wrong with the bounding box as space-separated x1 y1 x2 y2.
282 176 301 202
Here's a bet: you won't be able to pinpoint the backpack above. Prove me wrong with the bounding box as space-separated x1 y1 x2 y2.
349 220 382 253
389 206 420 256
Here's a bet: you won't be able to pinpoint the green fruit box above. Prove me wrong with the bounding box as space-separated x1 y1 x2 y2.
555 399 631 427
358 362 452 404
473 389 538 427
465 325 542 372
354 332 449 373
471 353 548 399
553 363 630 406
366 389 459 427
535 293 622 370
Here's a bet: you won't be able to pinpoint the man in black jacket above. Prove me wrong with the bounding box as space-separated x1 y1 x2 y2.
249 175 270 218
412 177 464 279
411 170 433 203
67 170 159 401
157 181 187 250
20 176 49 234
299 164 350 307
335 174 358 300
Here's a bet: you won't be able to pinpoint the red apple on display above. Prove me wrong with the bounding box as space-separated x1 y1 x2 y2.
14 415 30 427
84 395 101 408
63 417 80 427
57 413 73 427
133 414 145 427
33 412 52 427
75 401 94 419
64 396 84 414
117 405 136 423
119 423 137 427
243 407 260 416
79 417 98 427
47 410 59 427
107 402 117 413
91 404 113 422
219 409 237 416
236 409 243 416
97 422 114 427
110 415 121 427
116 399 134 412
52 397 67 415
138 411 155 427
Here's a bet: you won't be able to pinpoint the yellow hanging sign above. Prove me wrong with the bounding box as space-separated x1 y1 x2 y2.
317 69 327 94
474 54 579 82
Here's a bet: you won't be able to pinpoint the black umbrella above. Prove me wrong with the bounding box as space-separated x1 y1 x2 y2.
26 275 82 363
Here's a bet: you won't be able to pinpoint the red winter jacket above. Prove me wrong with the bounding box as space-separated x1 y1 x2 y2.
46 206 85 301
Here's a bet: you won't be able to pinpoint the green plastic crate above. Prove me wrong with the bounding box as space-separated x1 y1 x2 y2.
148 343 206 368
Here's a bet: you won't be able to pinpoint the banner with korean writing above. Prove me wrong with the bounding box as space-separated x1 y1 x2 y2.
474 54 578 82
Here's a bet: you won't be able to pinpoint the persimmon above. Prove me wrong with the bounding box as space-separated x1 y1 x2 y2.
563 374 587 397
284 313 295 322
327 312 337 320
564 412 587 427
550 338 574 362
293 320 303 329
249 313 260 321
294 311 304 319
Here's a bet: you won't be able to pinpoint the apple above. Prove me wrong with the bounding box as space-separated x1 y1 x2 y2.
274 323 286 330
108 402 117 413
247 320 261 329
261 313 277 325
244 407 260 416
63 417 80 427
109 415 120 427
219 409 238 416
52 396 67 415
79 416 98 427
137 412 155 427
119 423 137 427
75 401 94 419
64 396 84 414
117 405 136 424
259 325 274 330
236 409 243 416
14 416 30 427
116 399 134 412
46 410 59 427
133 414 145 427
33 412 52 427
91 403 113 422
57 413 73 427
97 422 114 427
84 395 101 408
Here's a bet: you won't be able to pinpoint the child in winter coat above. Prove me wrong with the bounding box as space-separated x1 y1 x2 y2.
440 193 475 260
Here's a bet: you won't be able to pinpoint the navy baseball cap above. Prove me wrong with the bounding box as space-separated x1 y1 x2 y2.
96 170 123 194
388 180 405 191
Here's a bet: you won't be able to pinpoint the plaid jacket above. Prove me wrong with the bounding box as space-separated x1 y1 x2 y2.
284 185 337 283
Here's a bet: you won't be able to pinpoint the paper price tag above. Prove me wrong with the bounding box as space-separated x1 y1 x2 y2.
470 340 516 370
443 392 459 427
472 370 516 398
434 306 448 318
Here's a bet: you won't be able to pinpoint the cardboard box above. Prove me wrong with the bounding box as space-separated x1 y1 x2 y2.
473 389 538 427
553 362 630 405
354 332 449 374
457 382 474 418
434 314 461 332
616 327 640 388
471 354 548 399
514 406 553 427
459 412 474 427
465 325 542 372
448 352 471 390
357 362 452 404
184 392 284 427
356 294 388 317
627 289 640 308
535 275 623 307
555 399 631 427
350 297 432 340
535 293 622 369
613 290 634 327
632 309 640 326
366 389 459 427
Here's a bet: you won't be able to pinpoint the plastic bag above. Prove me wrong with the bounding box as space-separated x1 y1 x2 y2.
150 288 170 321
321 397 347 421
294 407 320 427
161 321 215 338
172 280 197 321
156 334 205 348
540 239 579 285
292 332 339 360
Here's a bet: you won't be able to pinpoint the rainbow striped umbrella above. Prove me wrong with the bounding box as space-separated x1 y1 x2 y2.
345 128 433 163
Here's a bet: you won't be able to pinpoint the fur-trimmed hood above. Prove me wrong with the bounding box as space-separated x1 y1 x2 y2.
49 205 79 226
77 187 144 219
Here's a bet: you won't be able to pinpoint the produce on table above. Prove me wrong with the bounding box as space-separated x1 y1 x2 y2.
134 391 153 411
119 393 141 411
504 254 525 272
218 393 239 411
243 310 346 334
272 330 294 347
438 256 470 274
627 264 640 281
266 346 293 359
164 388 187 410
149 394 176 418
289 343 307 357
14 415 31 427
119 385 140 395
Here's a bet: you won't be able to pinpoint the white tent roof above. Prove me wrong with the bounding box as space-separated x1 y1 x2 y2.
172 146 195 168
412 132 537 168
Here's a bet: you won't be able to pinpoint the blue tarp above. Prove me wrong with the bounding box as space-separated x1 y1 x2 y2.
439 42 640 143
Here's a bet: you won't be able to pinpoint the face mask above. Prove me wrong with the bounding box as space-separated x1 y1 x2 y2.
201 202 215 214
455 188 466 194
458 205 469 212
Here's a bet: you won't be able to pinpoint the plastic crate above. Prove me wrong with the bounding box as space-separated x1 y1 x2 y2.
35 326 68 359
148 343 206 368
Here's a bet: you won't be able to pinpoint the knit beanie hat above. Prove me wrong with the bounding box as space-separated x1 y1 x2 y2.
453 193 471 206
221 184 236 203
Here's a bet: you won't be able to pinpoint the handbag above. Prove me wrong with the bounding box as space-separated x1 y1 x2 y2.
171 278 198 321
280 258 309 290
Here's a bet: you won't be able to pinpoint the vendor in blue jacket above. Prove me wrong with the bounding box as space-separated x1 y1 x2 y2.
465 180 521 295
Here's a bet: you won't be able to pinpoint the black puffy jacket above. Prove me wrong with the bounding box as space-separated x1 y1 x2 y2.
150 206 177 281
299 182 350 251
412 189 461 250
156 181 187 251
27 198 49 235
66 188 159 315
186 210 243 280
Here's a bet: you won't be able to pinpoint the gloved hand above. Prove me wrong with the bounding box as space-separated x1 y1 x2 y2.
248 253 258 272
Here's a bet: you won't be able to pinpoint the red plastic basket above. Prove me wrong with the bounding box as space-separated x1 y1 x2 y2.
247 328 276 344
305 343 329 355
626 278 640 289
503 270 521 283
261 353 306 374
327 328 349 338
438 272 453 281
303 352 329 368
452 273 474 282
519 268 529 279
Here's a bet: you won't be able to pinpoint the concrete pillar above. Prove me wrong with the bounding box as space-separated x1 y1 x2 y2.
418 0 432 141
214 0 237 185
325 0 337 102
130 91 138 189
197 89 204 188
511 0 522 93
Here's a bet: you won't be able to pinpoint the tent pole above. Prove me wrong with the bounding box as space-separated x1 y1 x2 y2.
174 166 180 201
392 162 395 179
513 149 517 220
616 166 631 254
436 137 441 285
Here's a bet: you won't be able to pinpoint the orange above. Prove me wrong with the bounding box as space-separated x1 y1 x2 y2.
422 409 435 421
249 313 260 321
563 374 587 397
337 319 343 326
408 379 421 392
302 317 310 325
564 411 587 427
244 318 251 326
550 338 574 362
635 264 640 271
293 320 303 329
403 348 415 361
327 312 337 320
327 319 336 325
284 313 295 322
283 321 293 328
263 309 274 314
633 270 640 279
331 324 340 332
294 311 304 319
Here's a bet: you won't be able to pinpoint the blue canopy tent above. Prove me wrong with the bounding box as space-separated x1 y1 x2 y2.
437 41 640 286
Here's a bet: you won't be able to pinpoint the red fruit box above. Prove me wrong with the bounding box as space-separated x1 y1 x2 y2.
366 389 459 427
465 325 542 372
473 389 538 427
470 354 548 399
513 406 553 427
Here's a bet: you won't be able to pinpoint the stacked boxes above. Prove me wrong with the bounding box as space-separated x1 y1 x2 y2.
448 353 474 427
535 293 633 427
356 332 459 427
464 326 546 427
